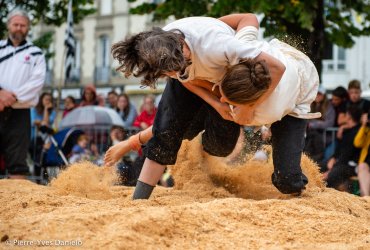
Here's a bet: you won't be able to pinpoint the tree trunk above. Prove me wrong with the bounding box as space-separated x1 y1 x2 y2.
308 0 325 80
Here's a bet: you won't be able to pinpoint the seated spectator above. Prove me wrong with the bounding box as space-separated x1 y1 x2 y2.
133 94 157 130
30 92 56 177
110 125 126 146
107 90 118 109
304 86 335 163
353 113 370 196
116 93 137 128
79 84 104 107
69 134 99 164
324 106 362 191
62 95 77 118
323 86 349 162
331 86 348 127
338 80 370 126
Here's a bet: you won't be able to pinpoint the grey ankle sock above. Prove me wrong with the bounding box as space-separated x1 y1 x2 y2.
132 180 155 200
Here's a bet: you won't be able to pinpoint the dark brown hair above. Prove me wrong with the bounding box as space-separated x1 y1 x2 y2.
111 27 191 88
35 92 54 115
348 79 361 90
221 59 271 104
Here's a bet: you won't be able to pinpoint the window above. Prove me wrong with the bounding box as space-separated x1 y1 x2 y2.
100 0 112 15
97 35 110 67
323 41 346 71
95 35 110 83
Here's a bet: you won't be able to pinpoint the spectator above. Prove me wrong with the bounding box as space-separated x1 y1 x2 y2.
30 92 56 140
0 9 46 178
324 106 362 191
304 86 335 163
331 86 348 127
30 92 56 177
107 90 118 109
79 84 104 107
110 125 126 146
62 95 77 118
69 134 99 164
116 93 137 128
133 94 157 130
338 80 370 126
353 114 370 196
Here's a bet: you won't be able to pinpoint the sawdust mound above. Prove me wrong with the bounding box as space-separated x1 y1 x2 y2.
0 138 369 249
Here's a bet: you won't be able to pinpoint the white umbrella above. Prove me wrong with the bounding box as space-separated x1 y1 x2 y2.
59 106 124 129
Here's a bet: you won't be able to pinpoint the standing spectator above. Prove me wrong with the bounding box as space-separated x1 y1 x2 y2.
107 90 118 109
304 86 335 163
62 95 76 118
79 84 104 107
330 86 348 127
116 93 137 128
133 94 157 130
30 92 56 178
0 9 46 178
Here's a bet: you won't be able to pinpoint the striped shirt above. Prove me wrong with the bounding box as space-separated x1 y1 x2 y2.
0 38 46 108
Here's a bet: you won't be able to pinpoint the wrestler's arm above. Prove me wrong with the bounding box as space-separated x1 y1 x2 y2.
218 13 259 31
182 80 234 121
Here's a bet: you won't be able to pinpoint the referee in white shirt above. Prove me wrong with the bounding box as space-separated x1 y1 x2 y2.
0 9 46 178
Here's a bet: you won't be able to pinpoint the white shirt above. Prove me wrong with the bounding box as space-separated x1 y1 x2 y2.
234 27 320 126
163 17 262 84
0 39 46 108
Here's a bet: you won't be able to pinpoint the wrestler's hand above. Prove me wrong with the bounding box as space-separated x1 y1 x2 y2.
215 101 234 121
0 89 17 107
104 141 129 167
231 105 255 125
104 134 141 166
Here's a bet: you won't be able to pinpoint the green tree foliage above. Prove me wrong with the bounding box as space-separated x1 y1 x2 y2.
128 0 370 78
0 0 96 58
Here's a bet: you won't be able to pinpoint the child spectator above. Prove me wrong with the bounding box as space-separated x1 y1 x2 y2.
69 134 99 164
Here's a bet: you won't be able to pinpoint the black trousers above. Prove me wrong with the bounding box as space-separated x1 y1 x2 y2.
327 162 357 189
271 115 308 194
144 78 241 165
0 108 31 174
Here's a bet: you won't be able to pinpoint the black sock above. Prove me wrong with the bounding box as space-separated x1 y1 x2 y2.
132 180 155 200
